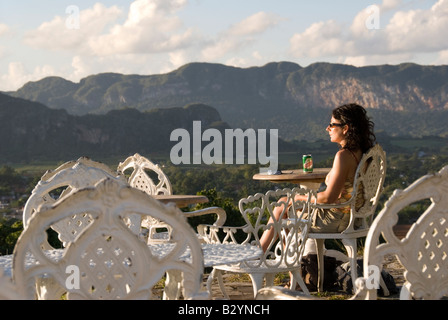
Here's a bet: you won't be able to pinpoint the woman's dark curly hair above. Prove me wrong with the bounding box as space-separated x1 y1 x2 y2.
332 103 376 153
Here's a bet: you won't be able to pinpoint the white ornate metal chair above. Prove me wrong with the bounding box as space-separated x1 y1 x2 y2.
200 187 316 299
12 159 131 299
12 178 207 300
308 144 387 292
117 153 226 242
23 158 128 248
352 165 448 300
117 153 173 196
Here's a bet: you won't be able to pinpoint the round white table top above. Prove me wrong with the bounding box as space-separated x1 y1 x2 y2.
148 242 262 267
0 243 262 276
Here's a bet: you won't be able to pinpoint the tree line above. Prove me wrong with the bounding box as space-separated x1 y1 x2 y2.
0 151 447 255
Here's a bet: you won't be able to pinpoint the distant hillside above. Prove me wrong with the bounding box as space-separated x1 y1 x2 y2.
0 93 233 162
5 62 448 140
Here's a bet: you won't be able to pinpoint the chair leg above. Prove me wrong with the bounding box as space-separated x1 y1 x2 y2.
379 273 390 296
290 270 311 296
205 268 215 298
314 239 325 292
207 268 230 300
342 238 358 294
399 282 412 300
216 270 229 299
163 270 182 300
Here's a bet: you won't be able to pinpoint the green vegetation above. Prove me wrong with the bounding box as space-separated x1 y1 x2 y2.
0 217 22 255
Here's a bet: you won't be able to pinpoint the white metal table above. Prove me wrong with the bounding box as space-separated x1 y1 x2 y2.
253 168 331 190
149 242 262 267
154 242 262 299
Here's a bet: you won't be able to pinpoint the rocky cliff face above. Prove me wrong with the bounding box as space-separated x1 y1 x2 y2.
286 76 448 111
283 63 448 112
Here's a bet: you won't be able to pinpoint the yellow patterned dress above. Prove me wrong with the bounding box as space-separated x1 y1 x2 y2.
310 152 364 233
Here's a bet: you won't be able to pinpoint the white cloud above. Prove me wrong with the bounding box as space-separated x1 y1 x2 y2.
1 62 56 91
381 0 403 12
69 54 163 81
168 50 190 70
0 24 10 36
343 53 414 67
23 0 196 56
434 50 448 65
224 51 265 68
13 1 285 89
8 0 211 90
227 11 283 37
289 0 448 65
202 11 282 60
24 3 123 54
385 0 448 53
289 20 355 58
90 0 197 55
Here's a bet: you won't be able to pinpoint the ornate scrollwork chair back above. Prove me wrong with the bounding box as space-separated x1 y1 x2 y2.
117 153 174 241
308 144 387 292
13 178 206 300
353 165 448 300
204 187 316 299
117 153 172 196
22 158 127 249
118 153 226 243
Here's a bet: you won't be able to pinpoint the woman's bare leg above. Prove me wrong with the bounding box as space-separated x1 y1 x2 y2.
259 196 288 252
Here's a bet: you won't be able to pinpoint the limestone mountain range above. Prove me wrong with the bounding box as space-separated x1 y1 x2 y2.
4 61 448 142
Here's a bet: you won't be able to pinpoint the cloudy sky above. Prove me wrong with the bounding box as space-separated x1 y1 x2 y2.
1 0 447 91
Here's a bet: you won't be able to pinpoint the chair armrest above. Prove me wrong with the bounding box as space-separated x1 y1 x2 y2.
197 224 251 244
183 206 227 227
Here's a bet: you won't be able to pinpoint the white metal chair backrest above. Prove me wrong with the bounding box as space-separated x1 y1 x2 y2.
306 144 387 293
117 153 172 196
207 187 316 298
39 157 117 183
343 143 387 234
117 153 228 245
22 159 127 248
13 178 206 300
23 157 122 228
238 188 315 268
355 165 448 300
118 154 175 241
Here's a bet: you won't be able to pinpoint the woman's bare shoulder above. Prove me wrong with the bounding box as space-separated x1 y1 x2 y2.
335 149 352 160
334 149 358 169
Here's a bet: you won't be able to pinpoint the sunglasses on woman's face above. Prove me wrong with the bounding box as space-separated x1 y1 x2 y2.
328 122 345 128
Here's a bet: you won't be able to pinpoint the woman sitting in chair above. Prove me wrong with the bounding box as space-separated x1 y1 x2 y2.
260 103 377 252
